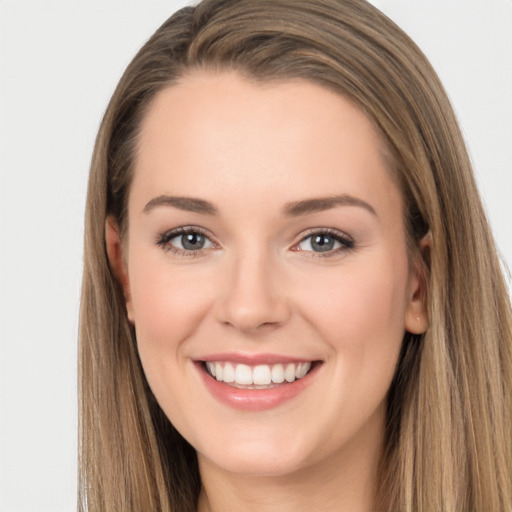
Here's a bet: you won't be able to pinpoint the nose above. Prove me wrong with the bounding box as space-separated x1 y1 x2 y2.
214 250 291 333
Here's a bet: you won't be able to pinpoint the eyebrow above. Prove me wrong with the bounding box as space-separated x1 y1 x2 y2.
282 194 377 217
142 193 376 217
143 195 218 215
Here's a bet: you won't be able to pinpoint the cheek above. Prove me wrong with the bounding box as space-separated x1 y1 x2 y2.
298 256 409 359
127 253 215 355
125 254 219 426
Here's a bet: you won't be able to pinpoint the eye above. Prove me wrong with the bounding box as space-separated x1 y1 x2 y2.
156 227 215 255
172 232 211 251
294 229 354 256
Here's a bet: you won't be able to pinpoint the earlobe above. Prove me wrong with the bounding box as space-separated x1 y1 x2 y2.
404 232 431 334
105 215 134 323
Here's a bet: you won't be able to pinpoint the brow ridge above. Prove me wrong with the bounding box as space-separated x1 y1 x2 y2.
143 194 375 217
282 194 377 217
143 195 218 215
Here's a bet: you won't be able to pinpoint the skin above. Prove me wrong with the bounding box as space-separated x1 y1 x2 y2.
106 70 427 512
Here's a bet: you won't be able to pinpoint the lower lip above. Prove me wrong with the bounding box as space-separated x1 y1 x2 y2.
196 362 320 411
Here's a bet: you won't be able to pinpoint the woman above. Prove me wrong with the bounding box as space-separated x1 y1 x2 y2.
79 0 512 510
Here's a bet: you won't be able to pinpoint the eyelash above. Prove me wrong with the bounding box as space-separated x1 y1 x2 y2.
293 228 355 258
155 227 355 258
155 226 216 258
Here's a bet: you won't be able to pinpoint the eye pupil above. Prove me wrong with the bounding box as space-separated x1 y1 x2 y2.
182 233 205 250
312 234 335 252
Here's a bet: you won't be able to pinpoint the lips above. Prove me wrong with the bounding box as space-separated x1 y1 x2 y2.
196 354 321 411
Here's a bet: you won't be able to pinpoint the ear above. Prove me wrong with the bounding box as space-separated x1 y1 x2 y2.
404 232 431 334
105 215 134 323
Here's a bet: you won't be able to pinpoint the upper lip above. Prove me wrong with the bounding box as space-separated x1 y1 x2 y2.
195 352 319 365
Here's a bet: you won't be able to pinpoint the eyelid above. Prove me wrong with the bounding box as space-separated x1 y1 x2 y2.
155 225 218 256
155 225 354 258
291 227 354 256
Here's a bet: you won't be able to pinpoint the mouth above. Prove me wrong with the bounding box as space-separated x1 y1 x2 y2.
196 356 322 411
203 360 315 389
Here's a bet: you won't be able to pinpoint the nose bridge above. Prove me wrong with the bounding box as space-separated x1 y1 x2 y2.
216 243 289 332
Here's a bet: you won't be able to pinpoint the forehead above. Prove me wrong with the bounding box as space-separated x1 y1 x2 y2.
132 70 401 219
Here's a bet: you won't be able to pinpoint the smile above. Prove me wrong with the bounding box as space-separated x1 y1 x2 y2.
196 356 321 411
205 361 312 387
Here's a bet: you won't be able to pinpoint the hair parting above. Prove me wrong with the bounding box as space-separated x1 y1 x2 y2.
79 1 512 510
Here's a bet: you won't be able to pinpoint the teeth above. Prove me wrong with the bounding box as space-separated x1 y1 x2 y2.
235 364 253 385
271 364 285 384
296 362 309 379
214 362 223 381
253 365 271 385
206 361 216 377
223 362 235 383
205 361 312 386
285 363 296 383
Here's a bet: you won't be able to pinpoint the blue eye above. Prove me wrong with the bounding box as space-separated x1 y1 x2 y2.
297 230 353 255
157 228 214 254
173 232 210 250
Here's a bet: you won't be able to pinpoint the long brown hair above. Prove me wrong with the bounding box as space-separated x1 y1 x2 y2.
79 1 512 510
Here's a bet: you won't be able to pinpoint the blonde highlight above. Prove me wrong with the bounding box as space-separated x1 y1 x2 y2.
79 1 512 510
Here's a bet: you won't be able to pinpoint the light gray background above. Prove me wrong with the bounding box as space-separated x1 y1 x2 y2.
0 1 510 511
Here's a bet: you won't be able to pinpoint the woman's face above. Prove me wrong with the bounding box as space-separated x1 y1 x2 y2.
109 71 425 478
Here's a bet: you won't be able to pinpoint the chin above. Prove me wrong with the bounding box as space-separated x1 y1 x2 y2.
196 427 318 477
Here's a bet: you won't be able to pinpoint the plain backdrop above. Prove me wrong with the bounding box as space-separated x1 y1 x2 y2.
0 1 510 511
